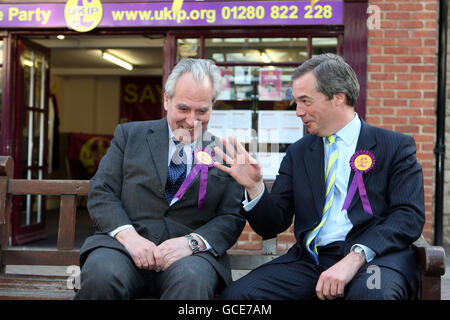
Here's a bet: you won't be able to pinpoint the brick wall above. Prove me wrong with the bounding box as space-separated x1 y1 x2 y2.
366 0 438 242
234 0 440 251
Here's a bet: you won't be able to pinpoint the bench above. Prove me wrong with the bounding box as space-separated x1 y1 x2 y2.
0 155 446 300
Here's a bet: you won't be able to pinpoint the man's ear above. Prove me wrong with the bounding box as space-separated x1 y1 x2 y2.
163 92 169 111
333 93 346 107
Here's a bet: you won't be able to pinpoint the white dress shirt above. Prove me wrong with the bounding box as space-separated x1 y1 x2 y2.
243 114 375 262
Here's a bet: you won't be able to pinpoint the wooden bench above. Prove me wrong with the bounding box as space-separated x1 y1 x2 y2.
0 155 446 299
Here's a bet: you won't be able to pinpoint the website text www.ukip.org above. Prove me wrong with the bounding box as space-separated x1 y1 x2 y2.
111 7 216 24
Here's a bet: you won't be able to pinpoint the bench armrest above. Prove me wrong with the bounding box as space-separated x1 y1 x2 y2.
412 235 446 277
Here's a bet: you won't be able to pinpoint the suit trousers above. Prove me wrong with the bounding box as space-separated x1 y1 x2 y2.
221 242 411 300
73 247 218 300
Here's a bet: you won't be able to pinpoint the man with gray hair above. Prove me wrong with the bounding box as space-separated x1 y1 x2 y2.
74 58 245 299
216 53 425 300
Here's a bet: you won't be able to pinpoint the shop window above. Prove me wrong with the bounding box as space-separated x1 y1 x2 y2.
177 38 200 60
176 36 338 180
312 37 338 56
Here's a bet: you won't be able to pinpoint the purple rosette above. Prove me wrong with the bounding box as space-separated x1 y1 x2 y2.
342 150 376 215
173 147 216 210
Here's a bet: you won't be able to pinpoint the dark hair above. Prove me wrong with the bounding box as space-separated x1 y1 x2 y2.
291 53 360 106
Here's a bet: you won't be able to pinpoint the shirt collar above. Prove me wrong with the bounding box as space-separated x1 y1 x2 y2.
323 113 361 146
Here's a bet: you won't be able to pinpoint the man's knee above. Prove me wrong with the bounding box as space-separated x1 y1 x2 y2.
159 256 218 299
345 265 410 300
75 248 135 299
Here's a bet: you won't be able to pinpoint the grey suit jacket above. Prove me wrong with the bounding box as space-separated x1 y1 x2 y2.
79 118 245 288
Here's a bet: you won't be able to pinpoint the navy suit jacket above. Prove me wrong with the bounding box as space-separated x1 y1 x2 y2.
245 119 425 293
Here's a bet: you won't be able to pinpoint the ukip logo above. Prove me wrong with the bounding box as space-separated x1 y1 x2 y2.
65 0 103 32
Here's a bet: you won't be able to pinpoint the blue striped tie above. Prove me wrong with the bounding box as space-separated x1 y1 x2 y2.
304 134 338 264
165 141 187 203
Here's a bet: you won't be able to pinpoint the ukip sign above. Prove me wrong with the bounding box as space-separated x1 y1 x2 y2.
0 0 343 31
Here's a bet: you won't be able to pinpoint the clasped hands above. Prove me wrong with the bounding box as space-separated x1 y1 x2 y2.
115 228 204 272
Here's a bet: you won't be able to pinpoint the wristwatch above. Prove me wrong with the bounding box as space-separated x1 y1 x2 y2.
185 234 200 254
352 246 367 262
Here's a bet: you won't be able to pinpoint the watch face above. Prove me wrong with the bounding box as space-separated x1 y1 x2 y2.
191 239 198 246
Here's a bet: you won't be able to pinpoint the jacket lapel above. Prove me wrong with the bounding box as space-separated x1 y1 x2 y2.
346 119 377 212
146 118 170 187
304 136 325 219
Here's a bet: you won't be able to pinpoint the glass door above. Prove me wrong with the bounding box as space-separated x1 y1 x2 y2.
11 39 50 245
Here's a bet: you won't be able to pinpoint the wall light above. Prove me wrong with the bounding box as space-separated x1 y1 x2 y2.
102 51 133 71
57 35 65 40
261 52 272 63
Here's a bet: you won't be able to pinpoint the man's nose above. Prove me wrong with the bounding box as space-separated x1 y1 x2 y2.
296 103 305 117
186 113 196 127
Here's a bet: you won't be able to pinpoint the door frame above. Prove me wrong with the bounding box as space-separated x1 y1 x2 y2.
11 38 51 245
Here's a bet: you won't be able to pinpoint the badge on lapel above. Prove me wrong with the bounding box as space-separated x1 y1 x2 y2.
342 150 376 215
173 147 215 210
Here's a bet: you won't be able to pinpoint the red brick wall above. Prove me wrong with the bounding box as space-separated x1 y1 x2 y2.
366 0 438 241
234 0 439 251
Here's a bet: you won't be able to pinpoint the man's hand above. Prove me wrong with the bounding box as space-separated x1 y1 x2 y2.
315 251 366 300
158 234 206 271
115 227 163 271
213 137 264 200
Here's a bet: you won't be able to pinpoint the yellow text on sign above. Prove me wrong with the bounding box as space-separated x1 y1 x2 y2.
124 84 162 104
5 7 52 25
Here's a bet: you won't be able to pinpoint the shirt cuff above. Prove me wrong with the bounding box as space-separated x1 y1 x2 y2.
108 224 134 238
242 184 266 212
351 244 376 263
192 233 212 251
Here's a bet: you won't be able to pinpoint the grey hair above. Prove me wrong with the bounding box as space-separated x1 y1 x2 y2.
164 58 222 102
292 53 360 107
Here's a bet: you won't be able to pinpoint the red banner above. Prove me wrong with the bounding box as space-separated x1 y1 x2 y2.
67 133 113 179
120 76 163 123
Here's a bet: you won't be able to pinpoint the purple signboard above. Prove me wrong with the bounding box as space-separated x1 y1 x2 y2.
0 1 343 30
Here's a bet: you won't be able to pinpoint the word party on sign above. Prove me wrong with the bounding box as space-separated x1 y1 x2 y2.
0 7 52 25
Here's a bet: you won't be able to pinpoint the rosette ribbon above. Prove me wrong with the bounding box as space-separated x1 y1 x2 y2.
173 147 215 210
341 150 376 215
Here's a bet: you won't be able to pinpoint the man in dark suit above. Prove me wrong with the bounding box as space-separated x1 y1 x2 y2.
215 53 425 300
74 59 245 300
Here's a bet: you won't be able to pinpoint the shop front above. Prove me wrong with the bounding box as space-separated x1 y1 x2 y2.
0 0 368 246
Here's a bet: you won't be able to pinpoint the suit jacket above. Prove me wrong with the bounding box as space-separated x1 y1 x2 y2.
79 118 246 289
245 119 425 293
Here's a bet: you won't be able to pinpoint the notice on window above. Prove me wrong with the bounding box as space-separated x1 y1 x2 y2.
209 110 253 143
259 68 282 101
218 68 232 100
234 66 252 85
257 152 286 180
258 110 303 144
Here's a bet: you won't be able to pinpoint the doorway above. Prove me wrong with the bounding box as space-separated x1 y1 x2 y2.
11 33 165 247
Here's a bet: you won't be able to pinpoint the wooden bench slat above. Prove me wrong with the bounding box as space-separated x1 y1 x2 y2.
2 249 79 266
7 180 90 196
0 274 75 300
57 195 77 250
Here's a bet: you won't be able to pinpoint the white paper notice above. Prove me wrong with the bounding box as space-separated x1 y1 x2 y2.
258 110 303 144
257 152 286 180
234 66 252 85
209 110 253 143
